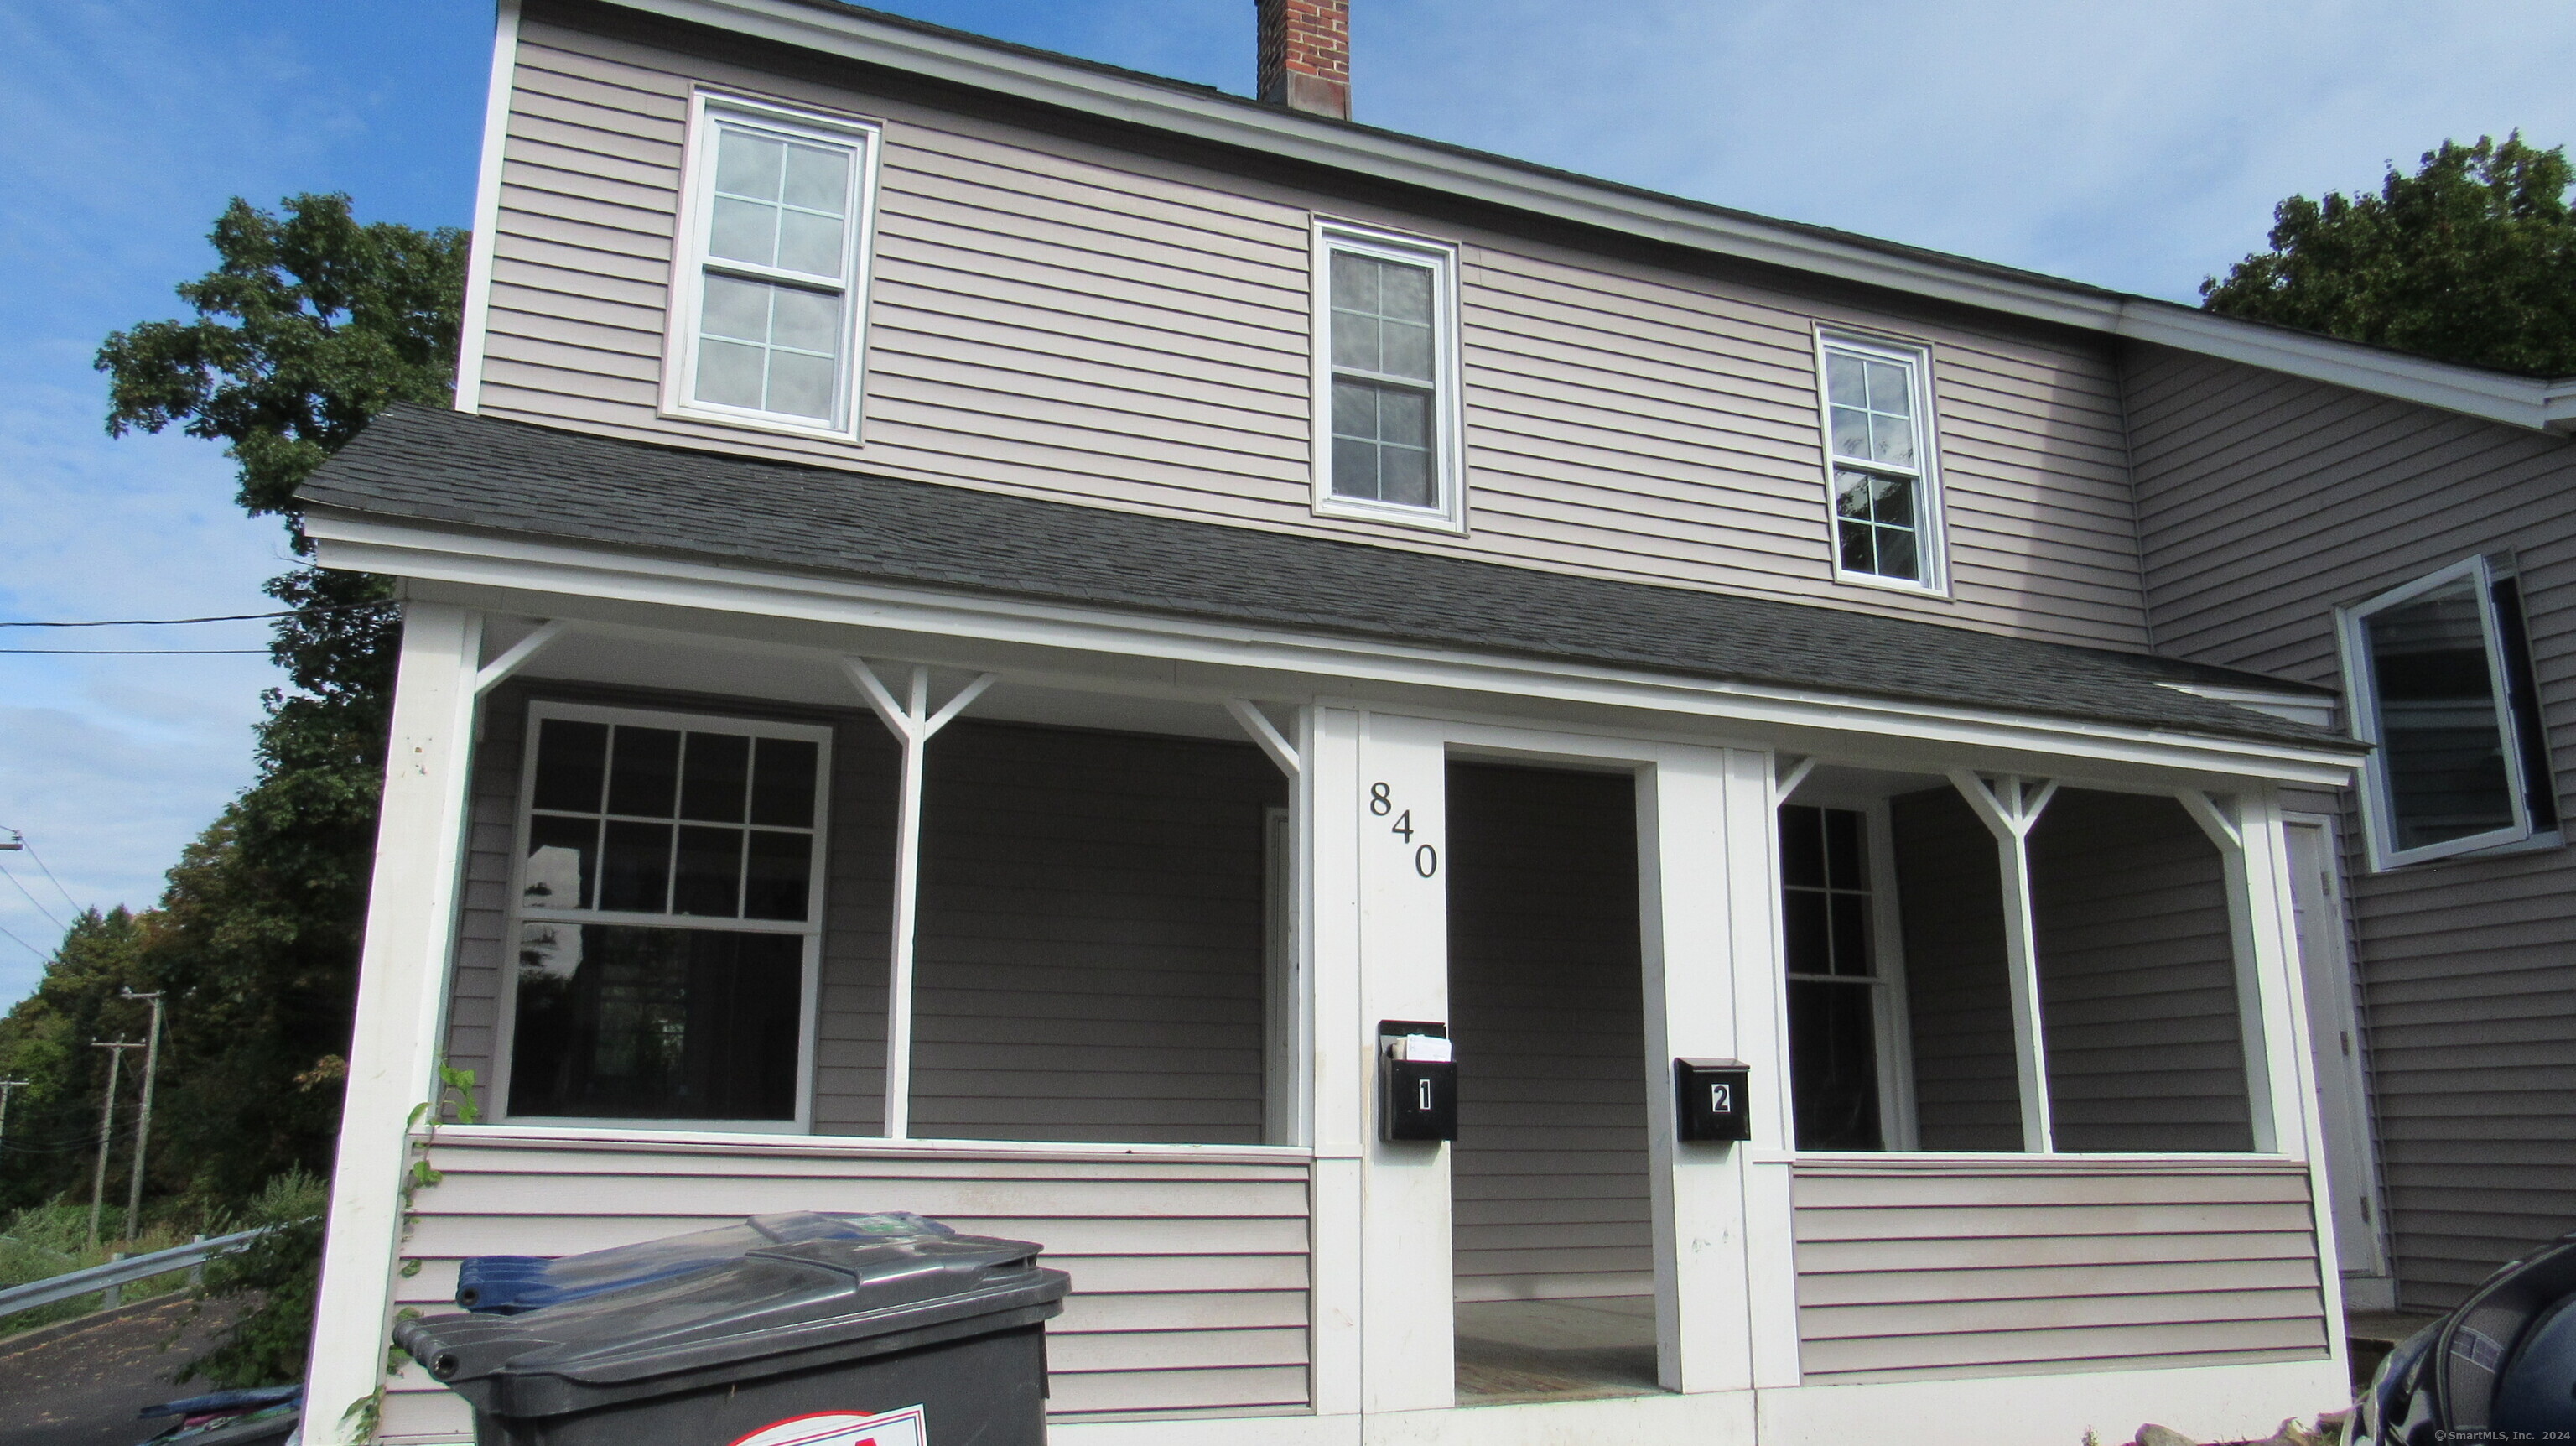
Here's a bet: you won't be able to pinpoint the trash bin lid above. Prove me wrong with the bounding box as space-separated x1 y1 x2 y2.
458 1210 954 1313
402 1233 1068 1392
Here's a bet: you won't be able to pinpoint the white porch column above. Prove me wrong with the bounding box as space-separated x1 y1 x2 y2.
1349 711 1454 1414
1636 745 1776 1393
306 603 482 1440
1305 705 1365 1418
2179 788 2284 1155
1949 770 2060 1153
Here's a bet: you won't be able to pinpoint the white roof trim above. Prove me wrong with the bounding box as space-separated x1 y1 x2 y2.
304 508 2363 786
601 0 2576 434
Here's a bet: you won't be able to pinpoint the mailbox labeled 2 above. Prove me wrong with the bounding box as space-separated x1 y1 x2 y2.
1675 1058 1751 1142
1379 1020 1458 1143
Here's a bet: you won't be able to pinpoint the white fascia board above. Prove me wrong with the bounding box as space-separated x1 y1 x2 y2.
306 512 2361 786
600 0 2576 434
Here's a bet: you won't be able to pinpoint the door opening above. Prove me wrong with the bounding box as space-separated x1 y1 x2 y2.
1443 760 1663 1405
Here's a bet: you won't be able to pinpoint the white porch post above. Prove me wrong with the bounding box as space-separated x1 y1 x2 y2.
1949 770 2059 1153
306 603 482 1440
1350 712 1454 1413
1304 706 1364 1418
2179 788 2283 1154
842 660 994 1140
1636 745 1774 1393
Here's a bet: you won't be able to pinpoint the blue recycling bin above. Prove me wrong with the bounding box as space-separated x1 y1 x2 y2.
455 1210 953 1314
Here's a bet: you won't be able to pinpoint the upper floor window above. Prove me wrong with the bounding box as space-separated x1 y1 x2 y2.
506 702 832 1127
665 95 880 439
1815 332 1944 590
1313 222 1465 531
2341 554 2558 868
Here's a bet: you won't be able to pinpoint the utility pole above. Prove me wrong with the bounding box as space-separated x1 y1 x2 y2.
0 1079 26 1157
119 989 164 1246
86 1040 140 1252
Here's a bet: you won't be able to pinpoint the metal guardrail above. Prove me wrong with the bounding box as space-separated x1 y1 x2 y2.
0 1225 270 1319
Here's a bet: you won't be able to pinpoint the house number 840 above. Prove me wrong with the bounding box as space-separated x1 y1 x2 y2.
1368 782 1439 877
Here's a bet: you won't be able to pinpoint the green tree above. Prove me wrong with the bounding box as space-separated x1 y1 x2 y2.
2203 133 2576 377
0 909 152 1214
84 192 465 1210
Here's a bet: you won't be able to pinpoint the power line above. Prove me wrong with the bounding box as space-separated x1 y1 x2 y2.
0 913 54 961
0 648 272 655
0 861 63 931
12 838 81 917
0 602 392 628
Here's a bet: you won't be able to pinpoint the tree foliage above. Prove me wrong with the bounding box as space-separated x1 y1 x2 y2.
0 193 464 1376
2203 133 2576 377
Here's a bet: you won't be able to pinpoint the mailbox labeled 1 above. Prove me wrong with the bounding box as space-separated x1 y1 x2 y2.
1379 1020 1458 1143
1675 1058 1751 1142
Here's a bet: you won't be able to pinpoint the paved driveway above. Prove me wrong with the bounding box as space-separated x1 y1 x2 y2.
0 1294 246 1446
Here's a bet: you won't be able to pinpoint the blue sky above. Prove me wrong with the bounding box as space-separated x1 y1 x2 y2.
5 0 2576 1003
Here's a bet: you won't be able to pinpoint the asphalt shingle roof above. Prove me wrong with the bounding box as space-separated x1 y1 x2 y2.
299 404 2350 751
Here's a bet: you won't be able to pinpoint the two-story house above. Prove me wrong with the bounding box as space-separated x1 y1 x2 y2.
296 2 2576 1442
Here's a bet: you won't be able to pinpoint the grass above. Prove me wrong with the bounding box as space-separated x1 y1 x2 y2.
0 1200 209 1338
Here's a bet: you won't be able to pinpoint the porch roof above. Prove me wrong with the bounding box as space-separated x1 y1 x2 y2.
302 404 2350 751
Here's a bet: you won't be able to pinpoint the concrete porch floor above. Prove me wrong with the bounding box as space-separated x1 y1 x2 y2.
1455 1296 1663 1406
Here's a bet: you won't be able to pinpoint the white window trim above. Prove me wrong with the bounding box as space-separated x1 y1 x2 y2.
1778 793 1919 1152
492 700 833 1133
2337 554 2540 870
1309 219 1468 533
1813 326 1949 596
660 90 884 443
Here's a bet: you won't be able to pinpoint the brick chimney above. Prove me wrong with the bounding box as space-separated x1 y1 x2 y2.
1257 0 1350 120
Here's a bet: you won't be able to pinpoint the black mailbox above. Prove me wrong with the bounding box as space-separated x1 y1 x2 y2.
1675 1058 1751 1142
1379 1020 1457 1143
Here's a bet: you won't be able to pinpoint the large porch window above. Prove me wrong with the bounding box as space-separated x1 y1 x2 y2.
1779 767 2262 1155
506 704 830 1126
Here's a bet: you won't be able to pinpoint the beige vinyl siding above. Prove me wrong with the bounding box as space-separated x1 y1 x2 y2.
440 684 899 1134
377 1133 1312 1437
2127 342 2576 1308
2028 788 2254 1153
1889 786 2023 1151
911 721 1285 1144
1792 1157 2329 1381
473 8 2153 649
1445 762 1653 1301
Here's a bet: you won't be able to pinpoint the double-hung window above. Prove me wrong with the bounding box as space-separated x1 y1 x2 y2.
1815 331 1943 590
1314 223 1465 529
2341 554 2558 868
1779 804 1908 1150
504 703 831 1127
667 96 879 437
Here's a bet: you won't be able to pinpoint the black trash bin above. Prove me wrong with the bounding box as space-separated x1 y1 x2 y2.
396 1231 1070 1446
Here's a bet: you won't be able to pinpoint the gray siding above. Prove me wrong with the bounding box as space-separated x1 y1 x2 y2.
1792 1158 2329 1381
2127 343 2576 1308
1891 786 2023 1151
442 684 898 1133
1445 762 1654 1301
473 4 2153 650
380 1134 1312 1435
2028 788 2253 1153
911 721 1284 1144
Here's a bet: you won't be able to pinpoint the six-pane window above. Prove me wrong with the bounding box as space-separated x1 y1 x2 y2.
679 104 872 431
1318 229 1459 525
510 710 828 1124
1820 339 1939 587
1779 804 1888 1150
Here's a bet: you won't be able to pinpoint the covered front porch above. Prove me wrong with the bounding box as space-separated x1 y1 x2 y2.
308 597 2355 1446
